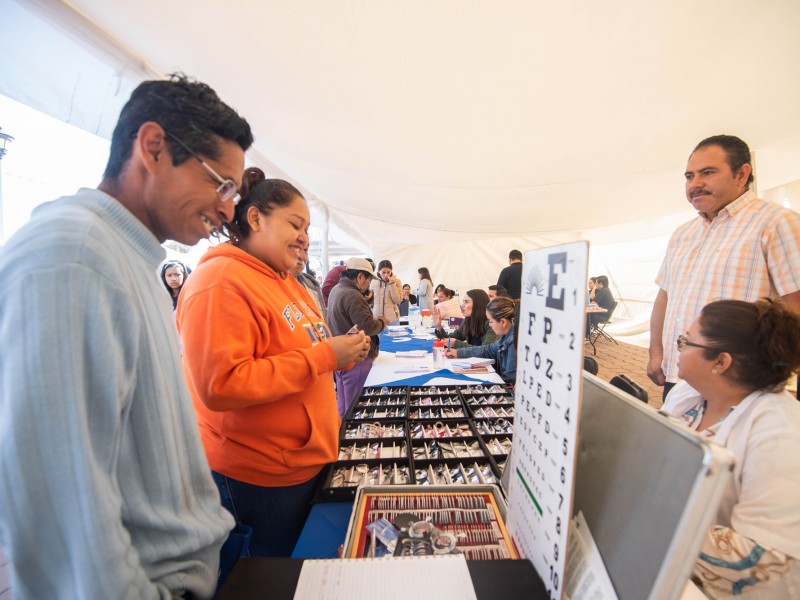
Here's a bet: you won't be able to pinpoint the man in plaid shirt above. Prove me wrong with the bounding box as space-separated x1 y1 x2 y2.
648 135 800 398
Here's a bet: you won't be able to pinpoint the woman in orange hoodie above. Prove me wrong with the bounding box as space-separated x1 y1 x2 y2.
176 168 370 557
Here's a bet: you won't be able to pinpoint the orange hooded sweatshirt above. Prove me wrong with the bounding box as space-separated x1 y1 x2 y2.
176 243 339 487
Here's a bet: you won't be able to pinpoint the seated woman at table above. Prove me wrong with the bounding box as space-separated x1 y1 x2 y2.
176 168 370 557
433 288 497 349
660 299 800 598
433 287 463 320
445 296 516 386
398 283 416 317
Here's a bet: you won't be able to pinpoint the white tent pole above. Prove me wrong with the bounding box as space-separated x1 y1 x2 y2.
321 202 330 273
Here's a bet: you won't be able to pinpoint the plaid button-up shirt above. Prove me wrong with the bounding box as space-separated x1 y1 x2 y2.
656 190 800 381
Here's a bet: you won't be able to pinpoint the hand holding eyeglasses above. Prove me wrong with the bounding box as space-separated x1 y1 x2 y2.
326 332 371 368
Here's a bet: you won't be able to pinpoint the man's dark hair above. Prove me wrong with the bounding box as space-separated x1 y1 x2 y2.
489 284 509 297
693 135 753 185
596 275 609 287
104 73 254 179
341 269 362 280
509 250 523 261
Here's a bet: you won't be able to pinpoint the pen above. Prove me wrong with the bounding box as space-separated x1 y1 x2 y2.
448 338 451 353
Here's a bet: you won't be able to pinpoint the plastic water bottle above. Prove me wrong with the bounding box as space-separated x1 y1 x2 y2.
433 339 445 368
408 306 421 329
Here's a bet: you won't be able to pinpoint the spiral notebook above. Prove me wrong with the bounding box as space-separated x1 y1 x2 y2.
293 555 477 600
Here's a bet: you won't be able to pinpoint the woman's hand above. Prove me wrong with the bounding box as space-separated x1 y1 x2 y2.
432 306 442 329
445 348 457 359
325 332 371 368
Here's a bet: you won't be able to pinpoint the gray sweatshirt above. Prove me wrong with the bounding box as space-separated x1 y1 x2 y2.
0 189 233 599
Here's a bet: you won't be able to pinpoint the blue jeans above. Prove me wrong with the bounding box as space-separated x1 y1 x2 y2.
212 470 319 557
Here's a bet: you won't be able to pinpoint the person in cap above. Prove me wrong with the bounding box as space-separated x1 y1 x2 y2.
326 257 389 415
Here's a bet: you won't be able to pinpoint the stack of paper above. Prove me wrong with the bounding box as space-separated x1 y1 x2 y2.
449 357 494 368
294 555 477 600
448 357 494 374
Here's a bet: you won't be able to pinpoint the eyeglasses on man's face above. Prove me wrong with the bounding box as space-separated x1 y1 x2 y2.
675 334 718 352
164 131 240 206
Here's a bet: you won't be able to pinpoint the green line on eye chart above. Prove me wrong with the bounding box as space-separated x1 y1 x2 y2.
516 467 543 516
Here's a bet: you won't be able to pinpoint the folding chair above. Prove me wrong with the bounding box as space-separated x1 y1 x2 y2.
588 300 618 354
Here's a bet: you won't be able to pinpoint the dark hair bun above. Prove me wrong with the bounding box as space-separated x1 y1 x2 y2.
240 167 266 199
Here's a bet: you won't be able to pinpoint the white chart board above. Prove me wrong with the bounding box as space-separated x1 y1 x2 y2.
507 242 588 599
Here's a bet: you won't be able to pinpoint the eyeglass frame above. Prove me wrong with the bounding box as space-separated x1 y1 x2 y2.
675 334 720 353
163 130 241 206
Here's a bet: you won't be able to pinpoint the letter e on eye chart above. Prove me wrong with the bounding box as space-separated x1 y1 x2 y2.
506 242 587 599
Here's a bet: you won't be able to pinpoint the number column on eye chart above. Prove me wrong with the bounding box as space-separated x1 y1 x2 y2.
506 242 587 600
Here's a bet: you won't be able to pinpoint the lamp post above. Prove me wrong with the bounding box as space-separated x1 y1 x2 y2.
0 127 14 244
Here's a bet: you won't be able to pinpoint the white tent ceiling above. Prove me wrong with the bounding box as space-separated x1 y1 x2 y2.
3 0 800 343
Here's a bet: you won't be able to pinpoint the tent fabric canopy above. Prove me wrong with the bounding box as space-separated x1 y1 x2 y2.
3 0 800 344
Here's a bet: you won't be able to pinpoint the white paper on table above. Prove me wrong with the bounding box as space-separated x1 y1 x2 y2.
564 511 618 600
390 337 412 342
293 555 477 600
392 361 432 374
395 350 427 358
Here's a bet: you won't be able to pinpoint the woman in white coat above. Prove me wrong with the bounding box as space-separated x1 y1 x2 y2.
661 299 800 599
369 260 403 324
416 267 435 312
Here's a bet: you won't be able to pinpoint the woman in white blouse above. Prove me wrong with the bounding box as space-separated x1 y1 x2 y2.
416 267 435 312
432 287 463 320
661 299 800 599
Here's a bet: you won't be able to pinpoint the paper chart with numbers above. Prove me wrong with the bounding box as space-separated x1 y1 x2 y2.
506 241 588 599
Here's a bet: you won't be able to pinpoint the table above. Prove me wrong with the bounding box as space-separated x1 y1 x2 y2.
365 330 505 388
216 557 548 599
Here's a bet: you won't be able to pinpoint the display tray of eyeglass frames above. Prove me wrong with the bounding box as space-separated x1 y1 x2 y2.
318 385 515 501
460 388 515 418
321 418 412 501
342 485 520 559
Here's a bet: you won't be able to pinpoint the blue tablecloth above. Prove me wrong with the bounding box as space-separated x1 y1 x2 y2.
291 502 353 558
379 329 437 352
382 368 499 387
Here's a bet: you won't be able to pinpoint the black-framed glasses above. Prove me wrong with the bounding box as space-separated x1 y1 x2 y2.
164 131 240 206
676 334 718 352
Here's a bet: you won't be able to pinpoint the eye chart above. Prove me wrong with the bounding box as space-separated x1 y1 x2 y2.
506 242 587 599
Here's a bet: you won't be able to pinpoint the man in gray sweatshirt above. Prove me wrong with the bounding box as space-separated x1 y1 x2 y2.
0 75 253 599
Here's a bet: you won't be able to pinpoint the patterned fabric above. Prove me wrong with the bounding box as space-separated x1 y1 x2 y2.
665 384 800 598
694 527 794 598
655 191 800 382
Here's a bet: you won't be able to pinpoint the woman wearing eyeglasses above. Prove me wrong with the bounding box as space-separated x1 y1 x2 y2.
176 168 370 558
661 299 800 598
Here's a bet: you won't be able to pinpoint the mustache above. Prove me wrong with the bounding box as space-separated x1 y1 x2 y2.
689 189 711 198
